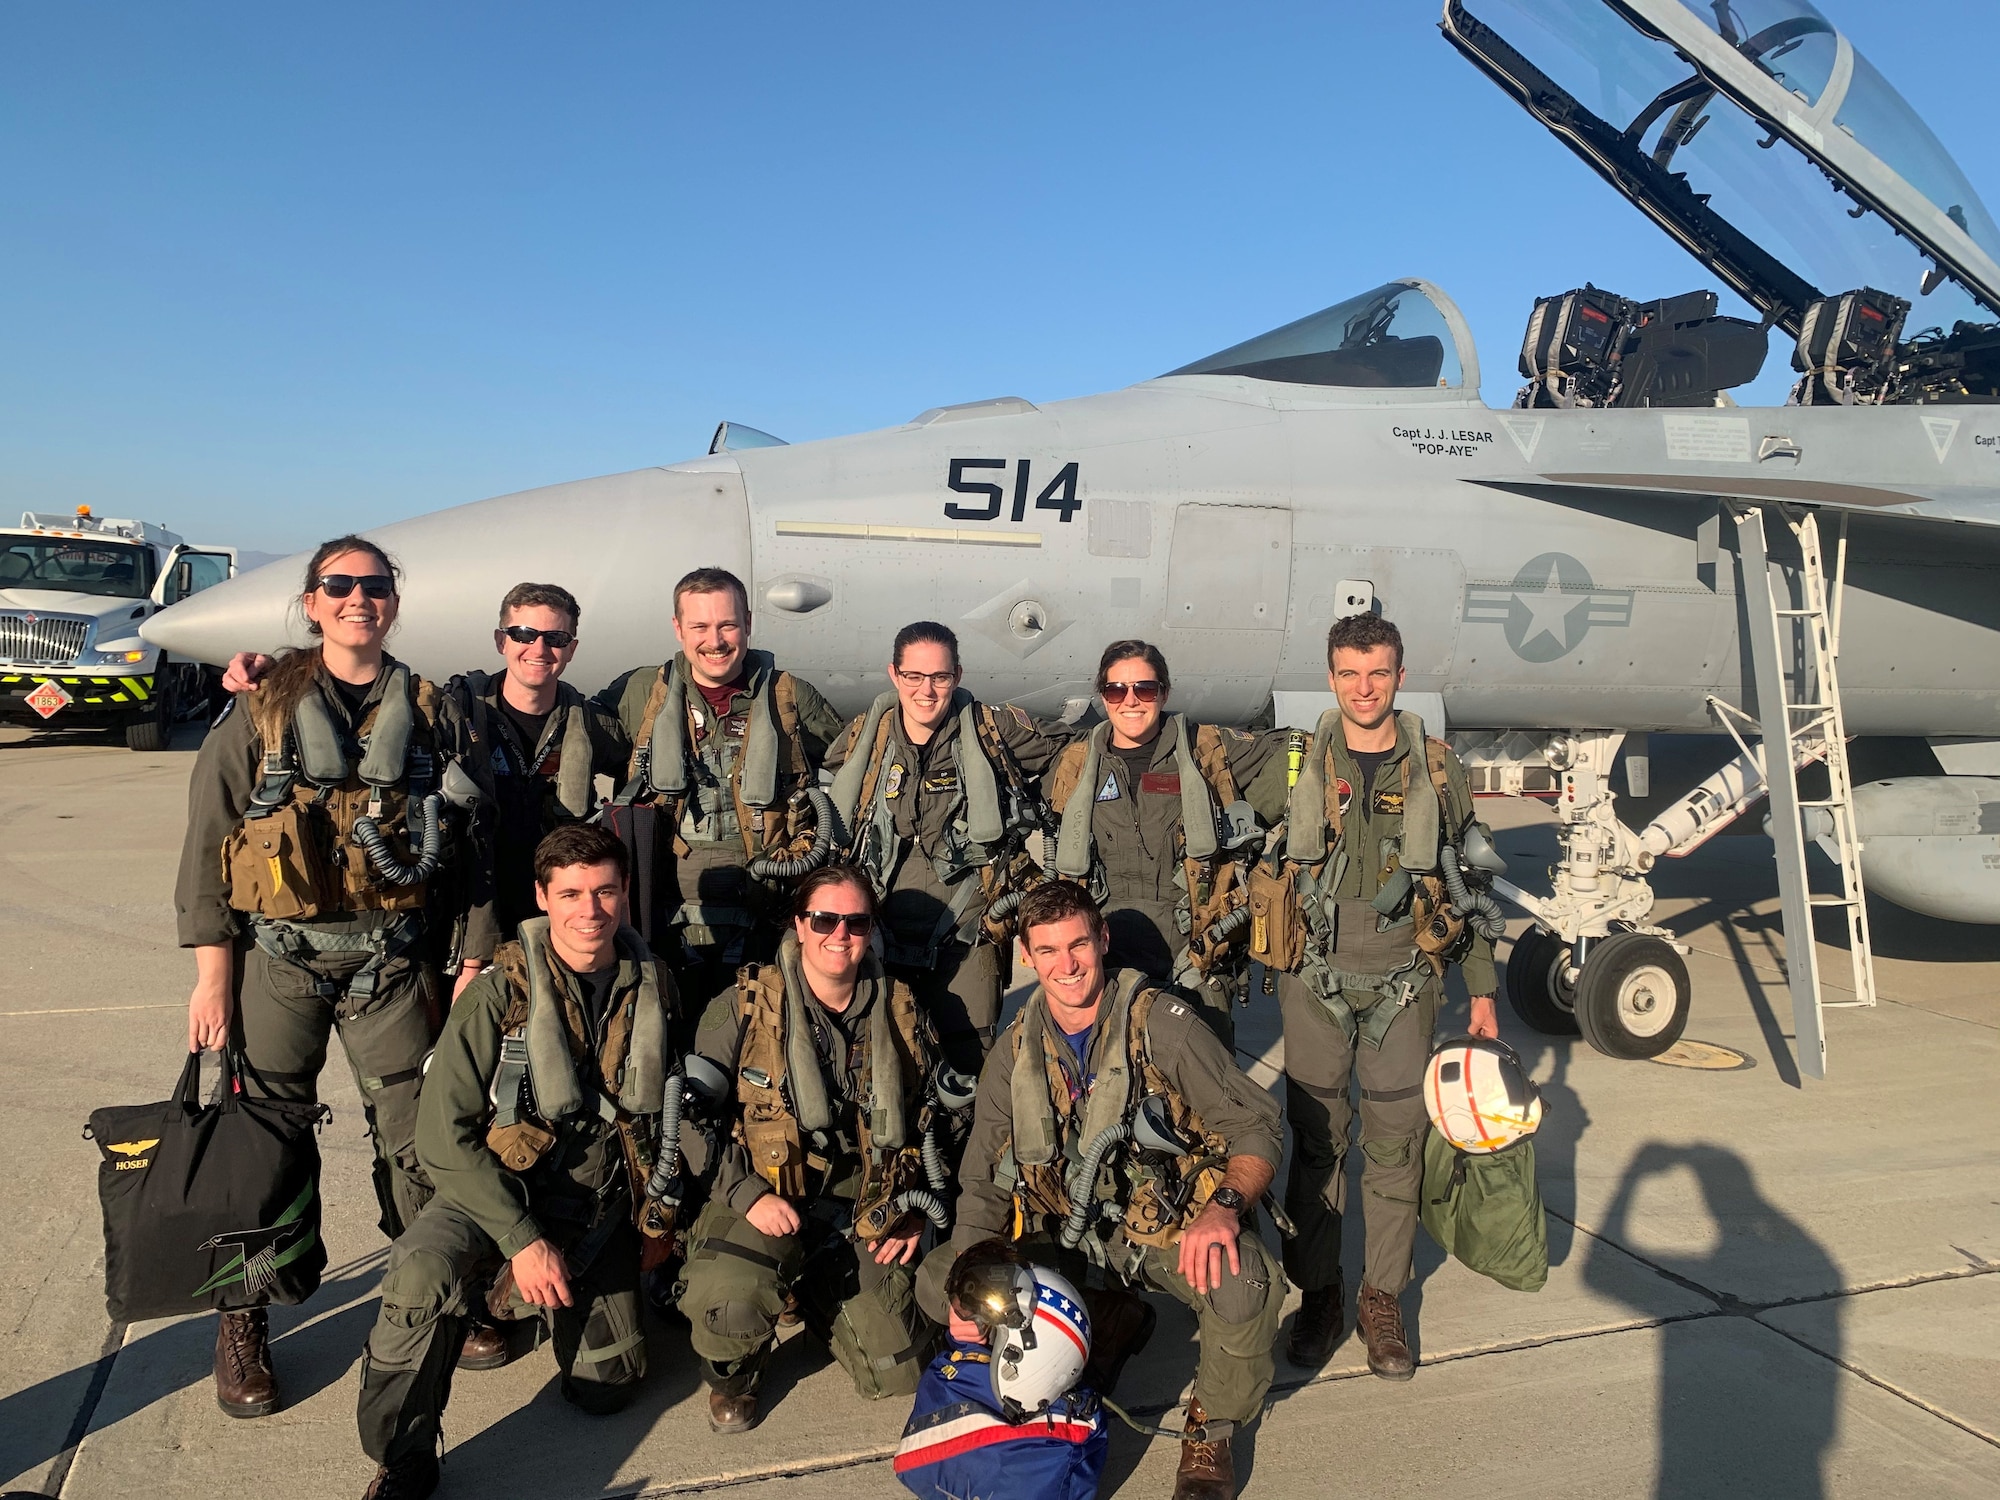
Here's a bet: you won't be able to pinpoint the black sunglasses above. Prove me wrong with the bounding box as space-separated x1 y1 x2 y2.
503 624 577 649
1101 680 1163 704
317 573 396 601
803 910 874 937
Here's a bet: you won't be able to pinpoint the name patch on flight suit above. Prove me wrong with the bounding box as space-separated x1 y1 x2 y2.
922 767 959 793
1138 772 1181 795
1372 786 1405 816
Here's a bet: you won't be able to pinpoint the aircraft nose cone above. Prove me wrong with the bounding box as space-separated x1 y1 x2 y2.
141 464 754 694
142 555 310 664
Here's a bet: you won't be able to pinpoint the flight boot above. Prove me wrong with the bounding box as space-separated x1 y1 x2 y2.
708 1388 760 1435
1356 1284 1415 1381
360 1452 439 1500
1079 1285 1157 1396
1285 1279 1345 1368
1172 1398 1236 1500
457 1313 511 1372
214 1308 278 1418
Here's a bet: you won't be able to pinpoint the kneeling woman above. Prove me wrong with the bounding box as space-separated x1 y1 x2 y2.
680 864 943 1433
177 535 464 1417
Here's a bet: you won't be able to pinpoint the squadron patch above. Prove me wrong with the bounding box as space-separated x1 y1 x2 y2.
1097 772 1120 802
1336 777 1354 815
1007 705 1033 731
885 763 907 799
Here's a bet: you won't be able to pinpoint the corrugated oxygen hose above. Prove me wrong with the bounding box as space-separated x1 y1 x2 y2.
748 786 841 880
645 1070 686 1204
1200 903 1252 949
1440 844 1507 940
985 888 1027 926
354 793 444 886
922 1123 950 1193
890 1188 951 1234
1059 1122 1132 1248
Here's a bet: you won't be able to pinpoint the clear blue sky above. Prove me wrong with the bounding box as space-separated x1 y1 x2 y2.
5 1 1996 553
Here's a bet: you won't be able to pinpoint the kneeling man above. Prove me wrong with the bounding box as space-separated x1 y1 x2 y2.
919 881 1286 1500
355 824 678 1499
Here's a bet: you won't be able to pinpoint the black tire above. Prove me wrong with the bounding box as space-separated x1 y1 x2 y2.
124 671 175 751
1574 931 1690 1060
1504 927 1582 1037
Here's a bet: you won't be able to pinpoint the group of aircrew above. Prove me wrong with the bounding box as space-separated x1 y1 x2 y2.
175 534 1499 1500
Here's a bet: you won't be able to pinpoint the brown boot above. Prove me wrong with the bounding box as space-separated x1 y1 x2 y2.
214 1308 278 1418
708 1388 760 1434
1173 1399 1236 1500
457 1313 511 1371
1286 1281 1345 1369
1356 1284 1415 1381
1079 1286 1157 1397
360 1452 439 1500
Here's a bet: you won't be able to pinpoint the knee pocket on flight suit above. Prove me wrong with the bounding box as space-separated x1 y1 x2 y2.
827 1266 930 1401
1201 1236 1283 1328
372 1248 463 1368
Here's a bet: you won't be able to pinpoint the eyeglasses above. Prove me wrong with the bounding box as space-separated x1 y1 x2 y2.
1101 680 1163 704
803 910 875 937
503 625 577 649
317 574 396 601
894 669 958 689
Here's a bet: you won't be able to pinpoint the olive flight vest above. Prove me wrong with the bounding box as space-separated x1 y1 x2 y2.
224 652 445 922
455 671 598 824
1047 716 1249 976
828 689 1024 959
484 918 675 1241
730 934 931 1242
1280 708 1465 1043
622 650 809 858
1001 970 1228 1258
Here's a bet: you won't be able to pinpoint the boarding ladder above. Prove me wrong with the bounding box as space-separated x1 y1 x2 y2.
1726 505 1877 1080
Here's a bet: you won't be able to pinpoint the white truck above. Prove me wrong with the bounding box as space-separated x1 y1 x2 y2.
0 508 237 750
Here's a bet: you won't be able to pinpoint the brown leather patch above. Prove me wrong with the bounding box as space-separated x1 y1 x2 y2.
1138 771 1181 795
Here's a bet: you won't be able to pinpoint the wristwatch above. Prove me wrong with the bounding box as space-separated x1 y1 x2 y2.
1210 1186 1247 1216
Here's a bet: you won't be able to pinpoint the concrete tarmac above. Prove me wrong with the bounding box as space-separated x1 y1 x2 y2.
2 721 1997 1498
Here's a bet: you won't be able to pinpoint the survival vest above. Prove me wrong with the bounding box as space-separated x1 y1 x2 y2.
828 690 1045 960
452 671 599 825
729 938 935 1242
223 651 448 922
1265 708 1467 1046
998 972 1229 1271
1046 716 1253 978
619 650 812 860
485 918 675 1242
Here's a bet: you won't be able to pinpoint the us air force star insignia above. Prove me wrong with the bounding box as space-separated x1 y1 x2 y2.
1097 772 1120 802
1461 551 1635 664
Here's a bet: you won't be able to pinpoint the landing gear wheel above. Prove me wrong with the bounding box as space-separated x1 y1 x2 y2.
124 671 176 752
1575 931 1690 1059
1504 927 1581 1037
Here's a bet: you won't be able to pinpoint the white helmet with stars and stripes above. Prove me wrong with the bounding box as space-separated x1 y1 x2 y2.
1424 1035 1544 1153
946 1240 1092 1422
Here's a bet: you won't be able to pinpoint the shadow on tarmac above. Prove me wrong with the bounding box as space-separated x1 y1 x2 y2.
1584 1142 1841 1500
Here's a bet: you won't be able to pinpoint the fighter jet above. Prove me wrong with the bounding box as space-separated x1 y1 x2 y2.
146 0 2000 1079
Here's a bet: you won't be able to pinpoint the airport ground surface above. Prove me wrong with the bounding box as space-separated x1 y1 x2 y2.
2 720 1997 1499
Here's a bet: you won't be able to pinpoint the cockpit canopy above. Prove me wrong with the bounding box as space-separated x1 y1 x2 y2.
1445 0 2000 335
1164 279 1475 389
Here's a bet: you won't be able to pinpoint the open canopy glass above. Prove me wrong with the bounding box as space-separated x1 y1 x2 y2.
1166 279 1471 388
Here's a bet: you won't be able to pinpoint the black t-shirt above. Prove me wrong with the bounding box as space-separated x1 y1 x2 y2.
328 674 373 721
1110 738 1157 792
1351 747 1392 803
498 697 553 768
576 964 619 1049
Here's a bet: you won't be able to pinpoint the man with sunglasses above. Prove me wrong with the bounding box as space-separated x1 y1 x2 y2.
445 583 631 1002
678 865 942 1434
823 621 1072 1072
596 567 846 1008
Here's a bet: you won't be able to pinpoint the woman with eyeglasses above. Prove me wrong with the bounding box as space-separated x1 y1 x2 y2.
175 534 471 1419
823 621 1074 1073
677 865 941 1433
1042 640 1290 1043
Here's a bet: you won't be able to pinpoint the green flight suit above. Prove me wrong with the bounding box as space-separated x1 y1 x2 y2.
1277 714 1497 1297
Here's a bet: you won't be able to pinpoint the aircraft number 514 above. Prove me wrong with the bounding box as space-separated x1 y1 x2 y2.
945 458 1082 523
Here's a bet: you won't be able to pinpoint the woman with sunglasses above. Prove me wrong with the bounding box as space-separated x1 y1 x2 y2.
678 865 941 1432
1043 641 1290 1042
176 534 470 1419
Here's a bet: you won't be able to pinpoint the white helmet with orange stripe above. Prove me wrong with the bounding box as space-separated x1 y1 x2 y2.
1424 1035 1544 1153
